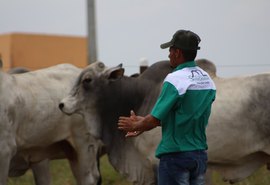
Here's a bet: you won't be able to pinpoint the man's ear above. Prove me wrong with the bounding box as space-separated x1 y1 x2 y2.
176 48 182 58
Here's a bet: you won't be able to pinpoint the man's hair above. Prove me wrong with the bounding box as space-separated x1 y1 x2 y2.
182 49 197 61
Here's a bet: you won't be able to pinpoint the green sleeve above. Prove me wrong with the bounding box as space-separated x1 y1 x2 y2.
151 82 180 121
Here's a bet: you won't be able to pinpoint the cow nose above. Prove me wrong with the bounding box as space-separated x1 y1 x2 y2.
59 103 64 110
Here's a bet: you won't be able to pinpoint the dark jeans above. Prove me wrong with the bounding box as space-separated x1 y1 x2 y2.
158 150 207 185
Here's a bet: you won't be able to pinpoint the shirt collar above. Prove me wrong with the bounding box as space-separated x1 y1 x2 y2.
173 61 196 72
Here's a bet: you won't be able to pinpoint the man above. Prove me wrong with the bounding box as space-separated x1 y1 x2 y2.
118 29 216 185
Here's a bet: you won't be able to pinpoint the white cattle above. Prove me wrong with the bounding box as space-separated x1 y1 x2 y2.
0 62 103 185
6 66 52 185
198 59 270 183
60 60 270 184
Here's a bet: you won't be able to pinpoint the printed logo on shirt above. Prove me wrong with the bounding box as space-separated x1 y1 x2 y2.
188 69 209 81
188 69 214 90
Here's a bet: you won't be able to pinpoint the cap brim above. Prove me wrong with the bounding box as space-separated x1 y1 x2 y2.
160 41 172 49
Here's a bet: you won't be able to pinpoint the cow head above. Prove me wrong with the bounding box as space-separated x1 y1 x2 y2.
59 61 124 138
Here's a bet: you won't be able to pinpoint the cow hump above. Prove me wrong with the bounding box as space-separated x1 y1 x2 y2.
196 59 217 78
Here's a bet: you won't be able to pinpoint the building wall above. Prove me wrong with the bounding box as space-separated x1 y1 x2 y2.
0 33 88 71
0 34 12 70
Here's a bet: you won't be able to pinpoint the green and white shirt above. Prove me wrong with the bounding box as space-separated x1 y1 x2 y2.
151 61 216 158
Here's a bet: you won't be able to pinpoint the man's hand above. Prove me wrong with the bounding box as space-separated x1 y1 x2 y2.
118 110 140 131
130 110 144 121
118 110 144 137
125 131 143 137
118 111 160 136
124 111 144 137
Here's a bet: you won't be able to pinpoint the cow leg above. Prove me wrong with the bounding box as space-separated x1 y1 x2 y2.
0 133 17 185
267 163 270 170
0 156 11 185
56 135 101 185
68 145 103 185
72 141 101 185
68 133 101 185
205 168 213 185
31 159 51 185
67 153 101 185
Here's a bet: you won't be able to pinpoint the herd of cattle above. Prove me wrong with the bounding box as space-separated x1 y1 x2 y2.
1 59 270 185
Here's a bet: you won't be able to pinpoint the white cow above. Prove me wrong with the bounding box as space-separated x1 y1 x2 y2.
60 60 270 184
199 59 270 183
0 62 103 185
6 66 52 185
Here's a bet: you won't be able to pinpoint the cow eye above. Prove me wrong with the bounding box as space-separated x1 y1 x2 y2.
82 78 92 89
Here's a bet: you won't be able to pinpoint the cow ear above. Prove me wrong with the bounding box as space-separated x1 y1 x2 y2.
104 64 124 80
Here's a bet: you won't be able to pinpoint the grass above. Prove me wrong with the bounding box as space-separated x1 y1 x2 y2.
8 155 270 185
8 155 131 185
211 166 270 185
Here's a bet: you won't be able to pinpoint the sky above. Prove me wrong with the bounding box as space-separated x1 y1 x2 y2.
0 0 270 77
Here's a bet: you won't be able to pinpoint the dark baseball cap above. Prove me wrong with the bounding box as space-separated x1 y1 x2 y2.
160 30 201 50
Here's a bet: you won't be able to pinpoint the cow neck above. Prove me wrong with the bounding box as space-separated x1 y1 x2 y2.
96 76 158 182
97 76 148 147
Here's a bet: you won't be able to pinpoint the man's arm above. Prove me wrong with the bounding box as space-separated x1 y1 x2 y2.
118 110 160 133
